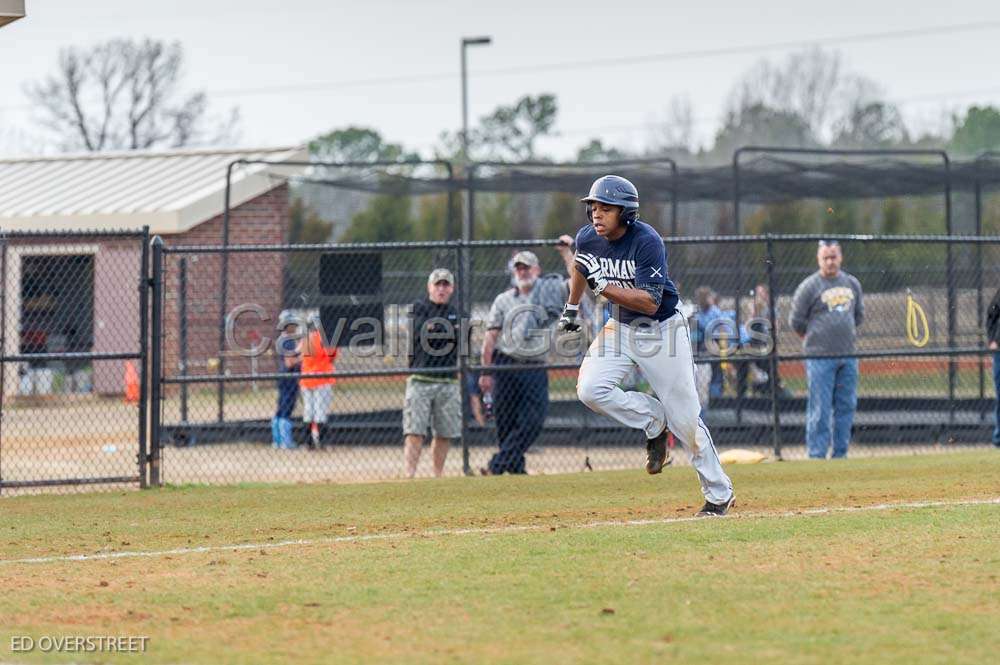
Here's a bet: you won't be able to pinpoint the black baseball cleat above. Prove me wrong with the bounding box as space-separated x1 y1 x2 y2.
645 429 671 474
696 493 735 517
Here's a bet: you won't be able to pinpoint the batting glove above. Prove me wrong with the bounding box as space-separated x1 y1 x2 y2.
557 303 581 332
575 252 608 296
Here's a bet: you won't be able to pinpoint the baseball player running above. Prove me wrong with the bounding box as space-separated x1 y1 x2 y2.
559 175 735 516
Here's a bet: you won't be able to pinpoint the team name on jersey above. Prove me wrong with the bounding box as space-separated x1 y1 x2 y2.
599 258 636 281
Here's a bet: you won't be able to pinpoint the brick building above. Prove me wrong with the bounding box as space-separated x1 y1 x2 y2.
0 146 306 396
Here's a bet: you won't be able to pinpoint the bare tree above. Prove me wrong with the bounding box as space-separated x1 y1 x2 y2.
725 48 880 143
649 95 697 154
26 38 238 151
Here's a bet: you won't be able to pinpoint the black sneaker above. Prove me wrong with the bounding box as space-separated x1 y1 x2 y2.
696 493 735 517
645 429 671 474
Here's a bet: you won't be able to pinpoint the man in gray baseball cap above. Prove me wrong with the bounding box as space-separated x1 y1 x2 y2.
403 267 461 477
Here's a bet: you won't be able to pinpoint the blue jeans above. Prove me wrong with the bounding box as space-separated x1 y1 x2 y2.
271 416 296 449
806 357 858 459
488 354 548 474
993 352 1000 445
709 362 724 399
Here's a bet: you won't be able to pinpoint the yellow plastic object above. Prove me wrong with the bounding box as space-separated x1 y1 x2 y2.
905 290 929 348
718 449 767 465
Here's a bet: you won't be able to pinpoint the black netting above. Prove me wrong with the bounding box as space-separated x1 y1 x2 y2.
148 234 999 484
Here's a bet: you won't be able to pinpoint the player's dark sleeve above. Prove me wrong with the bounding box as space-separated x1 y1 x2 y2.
574 224 595 251
633 232 668 289
639 284 663 306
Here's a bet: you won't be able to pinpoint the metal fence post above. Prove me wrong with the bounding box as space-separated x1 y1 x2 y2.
669 160 679 237
149 236 164 487
179 257 189 424
461 166 476 475
0 235 6 494
975 179 985 408
765 235 782 459
137 227 150 489
445 161 456 241
944 154 956 431
456 240 472 475
217 161 239 423
732 151 745 425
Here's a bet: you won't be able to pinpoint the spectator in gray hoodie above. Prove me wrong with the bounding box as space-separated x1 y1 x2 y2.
790 240 864 459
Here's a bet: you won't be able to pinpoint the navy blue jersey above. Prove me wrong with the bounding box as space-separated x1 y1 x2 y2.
575 220 678 325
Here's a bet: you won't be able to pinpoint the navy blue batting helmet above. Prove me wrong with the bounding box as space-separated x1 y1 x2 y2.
581 175 639 225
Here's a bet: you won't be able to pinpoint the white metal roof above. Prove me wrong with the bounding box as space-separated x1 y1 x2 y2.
0 146 308 234
0 0 26 28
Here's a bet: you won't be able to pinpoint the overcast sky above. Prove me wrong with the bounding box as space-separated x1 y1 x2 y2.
2 0 1000 158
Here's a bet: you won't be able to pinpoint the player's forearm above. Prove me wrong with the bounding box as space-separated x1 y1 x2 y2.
567 268 587 306
601 285 659 315
556 235 576 276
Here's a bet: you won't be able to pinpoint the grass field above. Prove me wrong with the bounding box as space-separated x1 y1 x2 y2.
2 452 999 664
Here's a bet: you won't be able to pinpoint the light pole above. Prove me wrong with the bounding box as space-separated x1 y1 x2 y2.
461 36 491 167
458 35 491 477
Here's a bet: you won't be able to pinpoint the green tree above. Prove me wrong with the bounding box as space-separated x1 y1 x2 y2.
744 201 813 234
832 102 909 148
342 194 414 243
576 139 627 163
309 126 417 163
711 103 817 158
882 198 905 235
283 199 334 307
949 106 1000 156
305 127 426 244
540 192 581 239
412 194 459 241
475 194 516 240
821 199 866 235
472 93 558 161
287 198 333 244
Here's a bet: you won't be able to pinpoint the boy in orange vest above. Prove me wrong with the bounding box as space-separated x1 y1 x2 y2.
297 314 338 449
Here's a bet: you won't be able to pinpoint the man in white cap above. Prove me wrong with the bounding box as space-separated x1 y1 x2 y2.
403 268 461 477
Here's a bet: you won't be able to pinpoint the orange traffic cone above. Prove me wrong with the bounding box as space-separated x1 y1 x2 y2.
124 361 140 403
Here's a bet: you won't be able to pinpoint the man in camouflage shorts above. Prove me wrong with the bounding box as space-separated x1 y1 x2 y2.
403 268 462 477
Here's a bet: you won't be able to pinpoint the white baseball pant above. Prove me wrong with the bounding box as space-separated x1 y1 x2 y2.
577 313 734 504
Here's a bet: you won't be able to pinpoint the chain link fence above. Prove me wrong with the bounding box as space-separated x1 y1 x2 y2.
147 234 999 485
7 151 1000 492
0 229 149 495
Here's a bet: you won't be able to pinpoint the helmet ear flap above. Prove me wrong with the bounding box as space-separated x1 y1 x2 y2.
622 208 638 225
585 203 593 222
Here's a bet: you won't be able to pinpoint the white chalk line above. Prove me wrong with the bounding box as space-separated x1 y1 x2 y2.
3 497 998 567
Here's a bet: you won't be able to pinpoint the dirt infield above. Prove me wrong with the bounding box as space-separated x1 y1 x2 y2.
154 440 989 486
0 381 994 495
